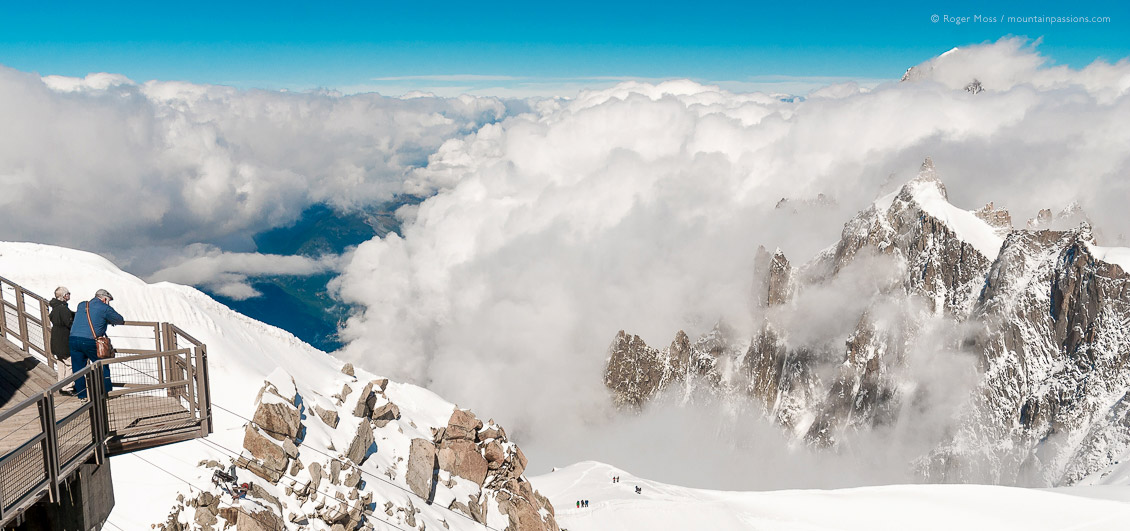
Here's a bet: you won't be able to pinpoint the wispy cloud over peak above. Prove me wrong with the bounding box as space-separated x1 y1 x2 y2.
332 38 1130 481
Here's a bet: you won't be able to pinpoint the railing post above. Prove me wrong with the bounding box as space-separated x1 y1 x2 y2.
152 322 162 353
162 323 175 354
197 344 212 436
160 324 172 394
0 279 7 338
184 350 198 418
90 363 108 464
15 286 29 353
40 297 54 373
40 394 60 503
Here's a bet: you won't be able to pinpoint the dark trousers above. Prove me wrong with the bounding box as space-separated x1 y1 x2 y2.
70 337 112 399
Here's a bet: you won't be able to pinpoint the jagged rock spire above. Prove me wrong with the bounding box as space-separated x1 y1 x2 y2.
914 157 947 199
920 157 936 177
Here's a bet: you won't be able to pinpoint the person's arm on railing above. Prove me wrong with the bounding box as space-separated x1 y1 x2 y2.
106 305 125 326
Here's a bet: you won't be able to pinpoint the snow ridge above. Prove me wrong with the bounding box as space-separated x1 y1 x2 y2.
604 159 1130 489
0 242 558 531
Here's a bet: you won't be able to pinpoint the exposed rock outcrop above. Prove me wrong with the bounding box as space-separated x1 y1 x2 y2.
313 405 339 428
407 438 438 501
602 158 1130 486
162 370 559 531
252 396 302 441
242 425 289 483
924 226 1130 484
345 421 375 465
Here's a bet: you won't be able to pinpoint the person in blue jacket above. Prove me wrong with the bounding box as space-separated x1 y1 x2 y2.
70 289 124 399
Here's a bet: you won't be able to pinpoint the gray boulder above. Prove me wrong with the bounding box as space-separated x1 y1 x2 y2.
241 425 289 477
371 401 401 427
445 409 483 441
406 438 438 502
313 405 340 429
346 423 375 465
352 381 377 418
251 398 302 441
439 439 488 486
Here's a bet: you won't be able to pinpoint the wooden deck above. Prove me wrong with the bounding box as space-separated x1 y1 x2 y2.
0 339 59 413
1 336 197 458
0 395 85 459
106 394 200 453
1 275 212 527
1 391 198 461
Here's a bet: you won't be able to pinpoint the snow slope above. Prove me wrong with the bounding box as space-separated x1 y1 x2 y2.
0 241 504 530
866 170 1003 262
0 242 342 526
1086 241 1130 275
906 179 1004 261
8 240 1130 530
535 462 1130 531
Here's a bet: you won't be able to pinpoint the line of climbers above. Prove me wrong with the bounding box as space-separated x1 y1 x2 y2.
572 476 644 509
47 286 125 399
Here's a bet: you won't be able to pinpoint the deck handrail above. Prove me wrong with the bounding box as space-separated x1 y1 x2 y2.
0 275 54 373
0 363 105 526
0 274 212 527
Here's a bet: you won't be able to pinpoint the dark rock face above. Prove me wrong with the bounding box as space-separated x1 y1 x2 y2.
604 331 678 409
828 164 995 317
603 160 1130 486
925 227 1130 484
974 202 1012 233
753 246 792 308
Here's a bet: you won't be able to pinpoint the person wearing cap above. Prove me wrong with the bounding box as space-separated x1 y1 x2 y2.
48 286 75 384
70 289 124 399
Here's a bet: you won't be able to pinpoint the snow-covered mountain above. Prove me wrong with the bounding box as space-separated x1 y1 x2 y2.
605 158 1130 487
6 233 1130 530
534 461 1130 531
0 242 558 531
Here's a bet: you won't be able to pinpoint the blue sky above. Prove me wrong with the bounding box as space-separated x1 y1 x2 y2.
1 1 1126 95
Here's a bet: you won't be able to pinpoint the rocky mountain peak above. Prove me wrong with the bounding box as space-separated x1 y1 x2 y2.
901 66 924 83
604 162 1130 488
1026 203 1091 231
974 202 1013 235
753 246 792 308
910 157 947 199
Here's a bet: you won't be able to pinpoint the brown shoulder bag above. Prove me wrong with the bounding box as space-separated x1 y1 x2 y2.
86 300 116 359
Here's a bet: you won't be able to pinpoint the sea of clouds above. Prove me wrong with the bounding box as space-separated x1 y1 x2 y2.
3 37 1130 487
331 38 1130 484
0 67 513 286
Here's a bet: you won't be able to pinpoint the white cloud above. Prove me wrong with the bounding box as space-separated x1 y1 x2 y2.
0 69 510 265
332 38 1130 483
5 37 1130 488
347 74 888 100
371 75 521 82
147 244 340 299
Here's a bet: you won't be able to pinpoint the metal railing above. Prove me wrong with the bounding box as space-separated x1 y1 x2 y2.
101 325 213 453
0 275 56 374
0 275 213 527
0 365 106 525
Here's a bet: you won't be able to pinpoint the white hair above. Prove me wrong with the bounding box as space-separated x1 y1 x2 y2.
54 286 70 299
